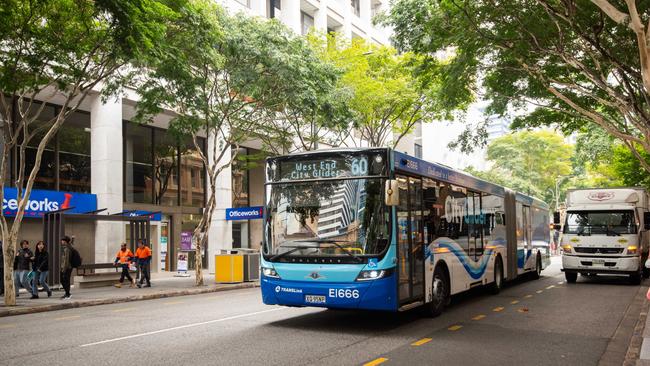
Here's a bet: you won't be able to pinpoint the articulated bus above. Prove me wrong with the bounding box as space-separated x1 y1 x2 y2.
260 148 551 316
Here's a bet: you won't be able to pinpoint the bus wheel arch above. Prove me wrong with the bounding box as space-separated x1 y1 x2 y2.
532 252 541 280
425 261 450 317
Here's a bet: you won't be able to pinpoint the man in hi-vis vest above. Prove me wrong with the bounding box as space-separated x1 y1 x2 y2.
114 243 135 288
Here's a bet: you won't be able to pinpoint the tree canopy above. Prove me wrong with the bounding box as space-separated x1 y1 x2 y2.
383 0 650 173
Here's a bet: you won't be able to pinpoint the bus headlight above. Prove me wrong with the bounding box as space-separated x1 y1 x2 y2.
356 268 392 281
262 267 280 278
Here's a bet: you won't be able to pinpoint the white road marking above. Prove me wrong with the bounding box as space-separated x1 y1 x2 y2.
80 307 284 347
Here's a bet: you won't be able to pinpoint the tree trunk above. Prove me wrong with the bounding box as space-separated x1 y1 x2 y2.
3 234 17 306
193 232 204 286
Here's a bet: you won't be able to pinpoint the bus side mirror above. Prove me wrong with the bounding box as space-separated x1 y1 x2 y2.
553 212 560 224
385 180 399 206
644 212 650 230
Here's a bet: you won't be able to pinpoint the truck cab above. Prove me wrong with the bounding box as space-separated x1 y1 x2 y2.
559 188 650 285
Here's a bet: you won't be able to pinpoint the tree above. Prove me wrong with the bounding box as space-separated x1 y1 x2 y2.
0 0 178 306
383 0 650 173
135 3 343 285
467 130 574 208
309 33 434 148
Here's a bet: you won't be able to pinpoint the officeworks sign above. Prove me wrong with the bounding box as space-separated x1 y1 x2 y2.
2 187 97 217
226 206 263 221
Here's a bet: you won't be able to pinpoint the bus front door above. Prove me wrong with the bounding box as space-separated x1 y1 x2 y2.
397 175 425 304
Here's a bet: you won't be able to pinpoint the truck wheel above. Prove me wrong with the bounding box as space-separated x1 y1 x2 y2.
629 272 642 285
565 272 577 283
490 256 504 294
425 266 448 317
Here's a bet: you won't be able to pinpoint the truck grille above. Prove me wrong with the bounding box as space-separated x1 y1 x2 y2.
574 247 624 254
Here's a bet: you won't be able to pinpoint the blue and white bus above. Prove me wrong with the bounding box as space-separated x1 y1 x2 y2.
261 148 550 316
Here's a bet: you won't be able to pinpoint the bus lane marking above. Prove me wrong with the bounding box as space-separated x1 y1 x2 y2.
524 295 533 299
411 338 432 346
510 300 519 305
546 285 555 290
55 315 80 321
363 357 388 366
80 307 283 347
492 307 504 312
448 325 463 331
472 314 486 321
536 290 543 294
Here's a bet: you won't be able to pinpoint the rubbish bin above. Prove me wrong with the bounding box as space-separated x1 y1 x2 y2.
215 251 244 283
234 248 260 282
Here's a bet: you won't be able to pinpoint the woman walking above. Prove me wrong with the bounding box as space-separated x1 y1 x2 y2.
31 241 52 299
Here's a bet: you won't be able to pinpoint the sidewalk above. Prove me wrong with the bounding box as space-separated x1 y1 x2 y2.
0 271 259 318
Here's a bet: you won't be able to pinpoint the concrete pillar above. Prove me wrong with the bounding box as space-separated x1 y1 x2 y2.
360 0 371 24
206 132 232 273
314 1 328 33
90 94 124 263
280 0 302 33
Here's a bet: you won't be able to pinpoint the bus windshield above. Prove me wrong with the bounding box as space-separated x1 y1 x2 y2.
564 210 637 236
264 179 389 260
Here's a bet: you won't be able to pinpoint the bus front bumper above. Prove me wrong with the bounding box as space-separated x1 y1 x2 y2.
562 255 640 274
260 274 397 311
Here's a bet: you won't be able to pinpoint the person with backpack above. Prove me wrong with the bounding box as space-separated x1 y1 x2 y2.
60 236 81 299
114 243 135 288
14 240 33 297
134 239 152 288
31 241 52 299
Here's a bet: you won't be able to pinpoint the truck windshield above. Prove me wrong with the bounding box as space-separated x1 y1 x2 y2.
564 210 637 235
264 179 389 260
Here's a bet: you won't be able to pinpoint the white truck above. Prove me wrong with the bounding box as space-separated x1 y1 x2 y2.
557 188 650 284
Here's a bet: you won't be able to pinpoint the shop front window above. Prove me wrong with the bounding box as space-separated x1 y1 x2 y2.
23 104 57 191
124 123 153 203
58 112 91 192
154 130 179 206
232 147 250 248
180 138 206 207
181 214 206 270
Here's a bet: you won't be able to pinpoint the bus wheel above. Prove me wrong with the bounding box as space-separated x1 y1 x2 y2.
425 266 448 317
531 255 541 280
490 256 504 294
565 272 577 283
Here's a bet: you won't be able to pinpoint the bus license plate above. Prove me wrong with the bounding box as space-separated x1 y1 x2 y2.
593 259 605 265
305 295 326 304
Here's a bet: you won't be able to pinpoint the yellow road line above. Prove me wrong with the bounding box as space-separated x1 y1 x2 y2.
472 314 486 321
411 338 432 346
546 285 555 290
510 300 519 305
0 324 16 329
557 281 564 285
363 357 388 366
448 325 463 331
493 307 504 312
536 290 543 294
55 315 80 321
112 307 135 313
518 308 529 313
164 301 184 305
524 295 533 299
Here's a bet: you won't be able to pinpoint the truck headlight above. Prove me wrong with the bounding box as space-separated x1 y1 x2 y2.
262 267 280 278
627 246 638 255
356 268 393 281
562 244 572 253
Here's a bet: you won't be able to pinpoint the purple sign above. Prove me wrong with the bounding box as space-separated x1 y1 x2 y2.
180 231 193 251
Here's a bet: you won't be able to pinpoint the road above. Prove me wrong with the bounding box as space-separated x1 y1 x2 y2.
0 258 646 366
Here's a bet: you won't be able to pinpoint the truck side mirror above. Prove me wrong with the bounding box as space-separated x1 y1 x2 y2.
553 211 561 224
644 212 650 230
385 179 399 206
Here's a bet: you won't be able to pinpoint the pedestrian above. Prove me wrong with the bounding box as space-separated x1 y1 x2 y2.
13 240 32 297
134 240 152 288
31 241 52 299
59 236 75 299
0 241 4 297
114 243 135 288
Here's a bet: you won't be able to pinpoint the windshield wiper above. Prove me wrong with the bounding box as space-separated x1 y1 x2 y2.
269 243 319 261
294 239 364 263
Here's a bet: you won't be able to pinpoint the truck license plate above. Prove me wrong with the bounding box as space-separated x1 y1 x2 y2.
305 295 326 304
593 259 605 265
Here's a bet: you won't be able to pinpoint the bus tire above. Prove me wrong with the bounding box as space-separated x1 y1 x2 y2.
531 254 541 280
425 265 448 318
565 272 577 283
490 256 504 294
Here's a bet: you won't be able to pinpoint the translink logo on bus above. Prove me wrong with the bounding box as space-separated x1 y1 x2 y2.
274 286 360 299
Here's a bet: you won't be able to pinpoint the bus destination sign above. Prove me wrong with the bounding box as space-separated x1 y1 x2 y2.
279 156 370 181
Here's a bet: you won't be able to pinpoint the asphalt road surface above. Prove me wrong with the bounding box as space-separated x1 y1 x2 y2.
0 258 646 366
